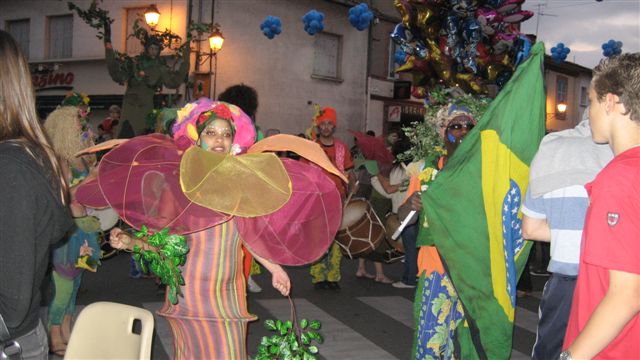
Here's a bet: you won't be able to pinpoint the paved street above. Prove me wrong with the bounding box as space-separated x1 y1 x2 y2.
49 251 545 359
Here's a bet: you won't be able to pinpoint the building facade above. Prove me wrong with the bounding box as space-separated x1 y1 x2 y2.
1 0 587 140
2 0 413 142
543 56 593 131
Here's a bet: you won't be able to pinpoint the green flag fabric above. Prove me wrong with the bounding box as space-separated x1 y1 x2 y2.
419 42 546 359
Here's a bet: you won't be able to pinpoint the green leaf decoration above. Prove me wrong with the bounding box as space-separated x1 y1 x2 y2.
309 320 321 330
254 317 323 359
131 226 189 305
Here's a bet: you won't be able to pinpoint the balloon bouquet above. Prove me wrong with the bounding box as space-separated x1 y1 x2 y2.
391 0 535 99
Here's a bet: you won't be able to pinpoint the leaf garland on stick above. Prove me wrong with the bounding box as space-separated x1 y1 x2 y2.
67 0 113 40
133 225 189 304
254 297 324 360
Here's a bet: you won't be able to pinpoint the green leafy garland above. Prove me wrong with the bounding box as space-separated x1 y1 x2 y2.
398 87 491 165
255 314 323 360
68 1 218 72
67 1 113 40
133 226 189 304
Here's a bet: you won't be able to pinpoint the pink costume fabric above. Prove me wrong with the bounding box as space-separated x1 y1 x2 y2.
75 131 341 359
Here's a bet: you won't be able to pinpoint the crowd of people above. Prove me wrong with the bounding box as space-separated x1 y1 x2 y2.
1 25 639 360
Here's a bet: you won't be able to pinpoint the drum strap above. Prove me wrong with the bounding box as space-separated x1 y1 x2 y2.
334 140 346 174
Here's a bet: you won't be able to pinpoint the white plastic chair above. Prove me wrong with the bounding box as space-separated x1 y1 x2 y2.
64 301 154 360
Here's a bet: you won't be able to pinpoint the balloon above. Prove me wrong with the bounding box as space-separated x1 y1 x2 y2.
302 10 324 36
601 39 623 58
477 8 502 36
394 0 414 28
260 16 282 40
348 3 374 31
551 42 570 63
394 49 407 65
502 10 534 24
496 0 526 14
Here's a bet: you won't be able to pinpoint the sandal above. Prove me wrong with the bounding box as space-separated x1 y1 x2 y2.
375 276 394 284
355 271 375 279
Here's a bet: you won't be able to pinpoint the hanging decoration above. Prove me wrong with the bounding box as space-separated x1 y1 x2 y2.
260 16 283 39
394 48 407 66
391 0 534 99
302 10 325 36
601 39 623 58
348 3 374 31
550 42 570 64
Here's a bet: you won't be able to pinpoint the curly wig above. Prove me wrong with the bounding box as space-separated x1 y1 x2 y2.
44 106 95 164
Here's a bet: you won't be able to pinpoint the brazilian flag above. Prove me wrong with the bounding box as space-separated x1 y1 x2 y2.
419 42 546 359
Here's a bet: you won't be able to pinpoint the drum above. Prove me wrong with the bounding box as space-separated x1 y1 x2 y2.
384 213 404 252
335 199 385 259
86 207 119 231
86 207 120 260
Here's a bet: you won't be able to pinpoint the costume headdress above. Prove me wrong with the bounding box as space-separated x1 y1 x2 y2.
315 106 337 125
171 98 256 153
306 105 337 139
61 91 90 107
433 103 477 131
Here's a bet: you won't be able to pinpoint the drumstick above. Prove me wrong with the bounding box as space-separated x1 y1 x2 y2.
392 210 416 241
343 180 360 210
392 184 427 240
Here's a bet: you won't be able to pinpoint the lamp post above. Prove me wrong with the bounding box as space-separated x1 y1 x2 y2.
144 4 161 28
195 27 224 99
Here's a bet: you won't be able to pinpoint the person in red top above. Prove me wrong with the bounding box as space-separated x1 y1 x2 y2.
562 53 640 360
309 106 355 291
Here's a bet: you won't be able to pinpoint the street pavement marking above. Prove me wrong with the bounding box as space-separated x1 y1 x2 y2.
135 296 539 360
258 298 398 360
511 348 532 359
357 296 414 328
515 306 539 334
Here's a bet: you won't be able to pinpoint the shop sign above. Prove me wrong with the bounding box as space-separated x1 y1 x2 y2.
32 72 75 89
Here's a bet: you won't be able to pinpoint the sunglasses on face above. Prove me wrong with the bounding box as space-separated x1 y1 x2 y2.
448 122 475 131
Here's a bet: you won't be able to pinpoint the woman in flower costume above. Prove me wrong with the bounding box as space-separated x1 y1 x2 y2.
43 94 101 356
100 99 342 359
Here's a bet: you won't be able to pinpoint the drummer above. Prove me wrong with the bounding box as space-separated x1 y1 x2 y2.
309 106 356 291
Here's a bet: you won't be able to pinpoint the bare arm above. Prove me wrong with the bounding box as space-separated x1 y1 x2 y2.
375 174 399 194
248 250 291 296
567 269 640 359
109 227 159 252
521 215 551 242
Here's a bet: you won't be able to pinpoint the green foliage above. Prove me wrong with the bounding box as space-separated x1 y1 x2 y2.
398 89 491 164
67 1 113 40
133 226 189 304
397 118 444 166
253 318 323 360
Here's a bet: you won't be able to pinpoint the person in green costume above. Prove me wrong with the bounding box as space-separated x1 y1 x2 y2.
103 22 190 136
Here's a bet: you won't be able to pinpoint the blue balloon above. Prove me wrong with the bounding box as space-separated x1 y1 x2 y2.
302 10 325 35
260 16 282 40
601 39 623 58
348 3 373 31
394 49 406 65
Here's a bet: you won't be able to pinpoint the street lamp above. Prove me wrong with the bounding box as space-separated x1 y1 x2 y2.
195 27 225 98
208 29 224 53
556 102 567 113
144 4 161 28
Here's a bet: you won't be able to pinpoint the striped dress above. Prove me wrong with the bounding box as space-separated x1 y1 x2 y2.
159 220 257 359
